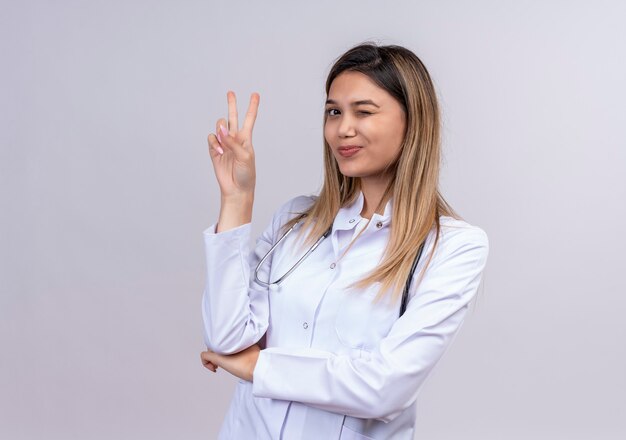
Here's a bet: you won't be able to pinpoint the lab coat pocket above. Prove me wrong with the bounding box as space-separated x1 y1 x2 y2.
334 284 395 351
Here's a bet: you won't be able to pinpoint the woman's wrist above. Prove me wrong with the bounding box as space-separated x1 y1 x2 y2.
221 191 254 206
216 192 254 233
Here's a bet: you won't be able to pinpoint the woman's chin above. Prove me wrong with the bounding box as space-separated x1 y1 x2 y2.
337 165 365 178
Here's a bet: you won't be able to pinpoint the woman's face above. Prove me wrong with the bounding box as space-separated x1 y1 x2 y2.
324 71 406 182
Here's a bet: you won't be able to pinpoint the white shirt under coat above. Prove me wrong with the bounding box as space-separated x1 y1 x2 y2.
202 191 489 439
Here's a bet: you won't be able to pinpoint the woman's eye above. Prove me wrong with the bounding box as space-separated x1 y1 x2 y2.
326 109 372 116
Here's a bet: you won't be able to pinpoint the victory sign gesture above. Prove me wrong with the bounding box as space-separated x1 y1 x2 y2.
207 91 260 199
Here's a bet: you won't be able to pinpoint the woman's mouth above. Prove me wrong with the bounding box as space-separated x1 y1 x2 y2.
338 146 362 157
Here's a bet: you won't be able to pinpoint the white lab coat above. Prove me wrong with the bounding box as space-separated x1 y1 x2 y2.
202 191 489 439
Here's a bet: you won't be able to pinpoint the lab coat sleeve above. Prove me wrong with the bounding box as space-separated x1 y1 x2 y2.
201 195 313 355
251 225 489 422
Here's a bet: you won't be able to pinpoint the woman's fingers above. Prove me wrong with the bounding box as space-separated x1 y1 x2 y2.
217 124 244 155
227 91 238 134
241 92 260 138
215 117 226 145
214 92 260 149
204 361 217 372
214 117 236 151
207 133 224 156
201 351 218 372
213 117 248 157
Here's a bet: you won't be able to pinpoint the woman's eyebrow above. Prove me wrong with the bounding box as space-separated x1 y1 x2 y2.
325 99 380 108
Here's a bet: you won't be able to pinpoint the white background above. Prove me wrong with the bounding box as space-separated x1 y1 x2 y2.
1 1 625 439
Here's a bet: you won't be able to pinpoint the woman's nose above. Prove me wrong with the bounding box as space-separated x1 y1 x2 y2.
338 115 357 137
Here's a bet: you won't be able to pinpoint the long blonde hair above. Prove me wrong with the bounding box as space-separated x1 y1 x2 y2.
282 42 460 303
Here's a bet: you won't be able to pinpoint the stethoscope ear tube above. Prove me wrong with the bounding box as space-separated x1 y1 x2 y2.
399 241 426 317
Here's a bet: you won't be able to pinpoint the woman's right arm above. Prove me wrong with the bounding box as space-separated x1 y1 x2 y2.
203 91 265 354
202 194 313 354
202 212 271 355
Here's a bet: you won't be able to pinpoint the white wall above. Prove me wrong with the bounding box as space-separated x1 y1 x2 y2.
1 1 624 439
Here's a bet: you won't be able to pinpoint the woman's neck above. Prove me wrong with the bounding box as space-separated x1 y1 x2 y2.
359 176 392 219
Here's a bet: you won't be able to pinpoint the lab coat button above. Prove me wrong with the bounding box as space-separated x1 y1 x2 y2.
349 218 355 223
330 262 336 269
303 322 308 329
376 221 383 228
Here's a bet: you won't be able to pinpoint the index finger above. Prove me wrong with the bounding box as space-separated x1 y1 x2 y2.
227 91 238 134
241 92 260 136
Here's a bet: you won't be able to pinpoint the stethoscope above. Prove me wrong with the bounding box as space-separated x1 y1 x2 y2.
254 215 332 287
254 213 427 318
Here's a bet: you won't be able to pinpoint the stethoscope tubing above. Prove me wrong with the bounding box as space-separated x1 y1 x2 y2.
254 216 332 287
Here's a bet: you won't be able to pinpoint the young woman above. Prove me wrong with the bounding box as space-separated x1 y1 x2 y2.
200 42 489 439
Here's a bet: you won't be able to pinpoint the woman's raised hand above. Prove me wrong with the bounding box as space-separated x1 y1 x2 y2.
207 91 260 199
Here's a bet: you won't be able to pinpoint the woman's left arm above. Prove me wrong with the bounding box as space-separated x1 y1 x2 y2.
249 226 489 422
